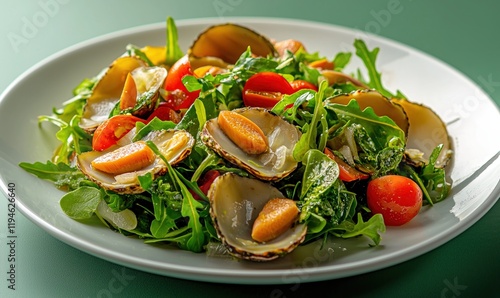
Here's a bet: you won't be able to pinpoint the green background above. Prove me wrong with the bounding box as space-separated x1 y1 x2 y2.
1 0 499 297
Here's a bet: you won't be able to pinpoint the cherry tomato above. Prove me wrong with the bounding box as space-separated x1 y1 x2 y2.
198 170 221 196
164 54 200 110
190 170 221 200
324 148 369 182
367 175 423 226
92 115 147 151
242 72 294 109
146 102 182 123
290 80 318 92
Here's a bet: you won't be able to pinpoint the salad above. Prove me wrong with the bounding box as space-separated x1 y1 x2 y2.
20 17 452 261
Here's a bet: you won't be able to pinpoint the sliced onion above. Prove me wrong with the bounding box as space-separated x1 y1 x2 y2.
97 200 137 231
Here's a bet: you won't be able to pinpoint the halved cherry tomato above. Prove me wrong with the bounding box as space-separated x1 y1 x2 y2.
290 80 318 92
367 175 423 226
198 170 221 196
164 54 200 110
190 170 221 200
242 72 294 109
92 115 147 151
324 148 369 182
146 102 182 123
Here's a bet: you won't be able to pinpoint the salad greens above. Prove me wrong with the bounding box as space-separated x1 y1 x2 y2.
19 17 450 257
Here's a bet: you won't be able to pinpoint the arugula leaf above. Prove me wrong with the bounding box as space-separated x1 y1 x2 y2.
143 226 192 246
38 114 92 164
292 81 330 161
354 39 406 99
326 100 405 175
327 99 405 144
174 173 205 252
401 144 450 205
138 173 182 238
175 97 217 136
146 141 206 252
231 49 281 79
332 51 352 71
133 117 176 141
150 200 180 238
332 213 386 246
19 160 87 191
104 191 148 212
72 77 96 96
272 89 316 127
126 44 154 66
419 144 450 202
326 100 405 139
165 16 183 66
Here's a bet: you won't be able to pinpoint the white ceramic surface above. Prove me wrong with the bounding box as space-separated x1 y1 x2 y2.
0 17 499 284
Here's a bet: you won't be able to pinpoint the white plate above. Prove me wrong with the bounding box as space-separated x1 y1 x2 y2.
1 17 499 284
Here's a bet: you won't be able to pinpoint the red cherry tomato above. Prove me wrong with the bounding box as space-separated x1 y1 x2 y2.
324 148 369 182
367 175 423 226
190 170 221 200
164 54 200 110
146 102 182 123
92 115 147 151
290 80 318 92
198 170 221 195
242 72 294 109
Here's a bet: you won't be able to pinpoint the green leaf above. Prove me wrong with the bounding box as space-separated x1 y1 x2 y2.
126 44 154 66
353 39 405 99
146 141 206 252
420 145 450 203
72 77 96 96
150 207 178 238
333 213 386 246
332 51 352 71
307 213 327 234
193 99 207 132
165 16 183 66
327 100 405 150
103 191 145 212
38 114 92 163
137 171 154 191
19 160 87 190
272 89 315 127
175 97 217 136
403 144 450 205
293 81 329 161
326 100 405 175
133 117 176 141
300 149 340 200
143 226 192 245
60 186 102 220
299 149 340 222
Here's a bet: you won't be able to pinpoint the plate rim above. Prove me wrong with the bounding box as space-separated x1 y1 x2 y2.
1 16 499 284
